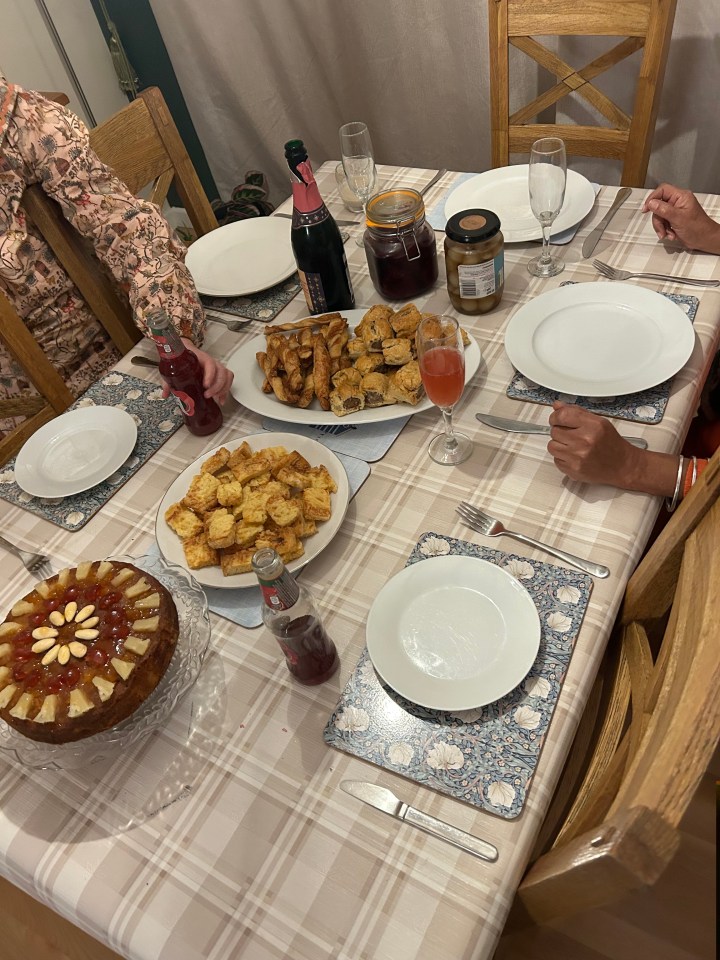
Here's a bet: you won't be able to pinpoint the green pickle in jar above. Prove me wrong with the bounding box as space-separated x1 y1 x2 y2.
444 209 504 314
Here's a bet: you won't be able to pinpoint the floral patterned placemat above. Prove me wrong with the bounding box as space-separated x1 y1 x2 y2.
201 275 301 323
324 532 592 820
506 290 699 424
0 373 183 530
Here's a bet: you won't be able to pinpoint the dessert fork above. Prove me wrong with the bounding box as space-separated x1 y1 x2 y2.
592 259 720 287
0 535 53 580
456 502 609 579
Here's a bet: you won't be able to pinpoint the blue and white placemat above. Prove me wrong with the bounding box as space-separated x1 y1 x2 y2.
324 531 592 820
261 415 411 463
0 373 183 530
507 290 700 424
150 452 370 629
428 173 599 244
201 275 301 324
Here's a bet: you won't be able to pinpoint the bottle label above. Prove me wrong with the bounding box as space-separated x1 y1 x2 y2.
259 576 299 610
169 389 195 417
149 334 174 356
457 253 504 298
292 200 331 228
297 269 329 314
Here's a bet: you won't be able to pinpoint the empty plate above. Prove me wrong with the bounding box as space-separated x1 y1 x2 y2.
366 555 541 711
14 406 138 498
184 218 296 297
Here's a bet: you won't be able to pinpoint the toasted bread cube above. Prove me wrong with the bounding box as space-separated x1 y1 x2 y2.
247 471 272 488
235 521 266 546
261 445 289 461
164 502 204 539
217 481 244 507
183 533 218 570
255 527 299 558
275 466 313 489
232 455 273 485
201 447 231 475
231 504 245 519
184 472 220 513
203 507 229 530
207 511 236 549
266 496 301 527
227 441 253 468
302 487 331 521
220 545 254 576
215 469 236 484
241 491 268 524
306 465 338 493
282 540 305 563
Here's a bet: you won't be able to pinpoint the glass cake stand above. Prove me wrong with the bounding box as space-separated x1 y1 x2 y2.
0 554 211 770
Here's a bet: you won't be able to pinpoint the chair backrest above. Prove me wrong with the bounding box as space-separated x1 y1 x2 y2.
22 86 217 355
488 0 678 186
515 447 720 923
0 291 75 466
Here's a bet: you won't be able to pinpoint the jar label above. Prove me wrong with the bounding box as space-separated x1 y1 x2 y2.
457 253 504 298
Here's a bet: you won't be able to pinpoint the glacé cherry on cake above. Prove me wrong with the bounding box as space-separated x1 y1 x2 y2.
0 560 179 743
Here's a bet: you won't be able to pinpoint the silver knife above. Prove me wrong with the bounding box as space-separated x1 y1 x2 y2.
475 412 648 449
582 186 632 258
340 780 498 862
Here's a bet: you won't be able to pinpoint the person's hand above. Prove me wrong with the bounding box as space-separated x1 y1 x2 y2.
547 402 640 487
642 183 720 254
160 339 234 404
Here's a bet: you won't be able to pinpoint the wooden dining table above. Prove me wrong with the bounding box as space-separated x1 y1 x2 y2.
1 161 719 960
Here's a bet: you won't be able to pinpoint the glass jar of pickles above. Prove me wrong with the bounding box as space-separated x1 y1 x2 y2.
364 188 438 300
444 209 504 314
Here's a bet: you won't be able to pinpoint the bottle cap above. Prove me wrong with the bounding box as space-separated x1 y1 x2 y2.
284 139 307 163
445 209 501 243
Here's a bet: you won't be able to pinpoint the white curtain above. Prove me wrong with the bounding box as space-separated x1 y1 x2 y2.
150 0 720 205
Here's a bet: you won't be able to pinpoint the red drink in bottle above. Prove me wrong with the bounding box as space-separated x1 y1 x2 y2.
419 346 465 407
147 310 223 436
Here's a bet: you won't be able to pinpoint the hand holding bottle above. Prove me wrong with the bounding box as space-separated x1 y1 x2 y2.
159 340 234 405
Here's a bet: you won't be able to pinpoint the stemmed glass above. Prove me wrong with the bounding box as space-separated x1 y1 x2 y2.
339 121 378 245
527 137 567 278
416 315 472 465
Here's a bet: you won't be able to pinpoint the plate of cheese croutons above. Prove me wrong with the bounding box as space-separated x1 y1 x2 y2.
227 305 482 426
155 434 350 589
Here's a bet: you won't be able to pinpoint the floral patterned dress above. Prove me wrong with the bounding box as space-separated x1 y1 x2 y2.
0 79 206 436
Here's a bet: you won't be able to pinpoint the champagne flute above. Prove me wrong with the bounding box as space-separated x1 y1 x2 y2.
416 315 472 465
339 121 378 246
527 137 567 278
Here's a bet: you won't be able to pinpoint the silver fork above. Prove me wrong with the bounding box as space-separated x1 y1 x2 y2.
0 535 53 580
593 259 720 287
205 312 248 332
456 502 609 579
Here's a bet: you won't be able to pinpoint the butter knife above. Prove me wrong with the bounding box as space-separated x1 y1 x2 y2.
341 781 498 862
475 412 648 449
582 186 632 258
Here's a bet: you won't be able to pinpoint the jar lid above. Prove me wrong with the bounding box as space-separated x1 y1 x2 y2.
445 209 501 243
366 188 425 230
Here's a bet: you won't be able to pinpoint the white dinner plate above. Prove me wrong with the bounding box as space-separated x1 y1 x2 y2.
155 432 350 589
366 555 541 712
444 166 596 242
504 281 695 397
184 218 296 297
227 308 482 426
14 406 138 498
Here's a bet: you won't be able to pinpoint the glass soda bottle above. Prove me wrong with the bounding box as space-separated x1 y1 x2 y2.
146 310 223 436
252 547 339 685
284 138 355 315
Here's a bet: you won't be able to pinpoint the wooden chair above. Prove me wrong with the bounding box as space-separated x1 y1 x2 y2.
23 86 217 355
0 291 75 466
502 447 720 933
488 0 678 186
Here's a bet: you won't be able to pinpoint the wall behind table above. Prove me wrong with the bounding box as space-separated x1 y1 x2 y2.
150 0 720 203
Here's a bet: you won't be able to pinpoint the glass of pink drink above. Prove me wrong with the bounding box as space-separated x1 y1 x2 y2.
416 315 472 465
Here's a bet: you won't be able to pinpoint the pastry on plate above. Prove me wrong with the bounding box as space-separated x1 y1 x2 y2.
361 372 390 407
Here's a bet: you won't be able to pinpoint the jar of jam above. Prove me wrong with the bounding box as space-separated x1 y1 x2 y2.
444 209 504 314
364 188 438 300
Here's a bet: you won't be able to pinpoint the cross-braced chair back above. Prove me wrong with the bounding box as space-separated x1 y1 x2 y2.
488 0 678 186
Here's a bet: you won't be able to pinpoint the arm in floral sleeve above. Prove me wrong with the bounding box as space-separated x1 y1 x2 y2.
9 87 206 345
